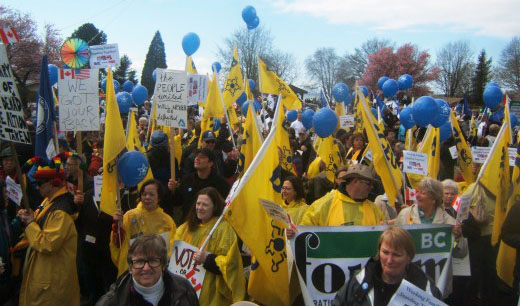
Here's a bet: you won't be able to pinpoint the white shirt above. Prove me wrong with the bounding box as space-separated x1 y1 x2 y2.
290 120 305 135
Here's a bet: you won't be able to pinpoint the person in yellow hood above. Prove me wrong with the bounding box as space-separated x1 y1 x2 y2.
301 164 385 226
17 158 80 306
281 176 308 225
175 187 245 305
111 179 177 277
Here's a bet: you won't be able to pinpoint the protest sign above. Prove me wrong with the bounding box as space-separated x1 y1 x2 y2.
58 69 99 131
449 146 458 159
187 74 208 106
0 44 31 144
168 240 206 297
339 115 355 129
93 175 102 202
389 279 448 306
456 195 471 223
260 198 291 227
472 146 516 166
291 225 452 305
403 150 428 175
89 44 120 69
153 69 188 128
5 176 22 205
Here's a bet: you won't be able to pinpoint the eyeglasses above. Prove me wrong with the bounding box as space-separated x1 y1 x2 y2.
130 258 162 269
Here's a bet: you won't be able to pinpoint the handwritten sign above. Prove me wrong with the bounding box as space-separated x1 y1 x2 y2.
339 115 355 129
168 240 206 297
389 279 447 306
187 74 208 106
58 69 99 131
260 198 291 227
403 150 428 175
153 69 188 128
89 44 120 69
472 146 516 166
5 176 22 205
0 44 30 144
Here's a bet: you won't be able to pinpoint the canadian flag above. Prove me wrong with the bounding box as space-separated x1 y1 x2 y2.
0 27 20 45
452 196 462 213
405 188 416 205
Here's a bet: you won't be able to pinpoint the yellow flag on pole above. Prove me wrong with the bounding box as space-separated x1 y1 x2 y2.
222 46 244 109
407 126 441 189
317 136 345 182
258 58 301 110
204 73 225 119
274 102 295 174
450 111 475 184
238 102 263 174
100 68 126 216
185 56 198 74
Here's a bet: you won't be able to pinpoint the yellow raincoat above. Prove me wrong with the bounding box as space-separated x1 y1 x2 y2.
19 186 80 306
281 198 308 225
300 190 385 226
110 202 176 277
175 217 245 305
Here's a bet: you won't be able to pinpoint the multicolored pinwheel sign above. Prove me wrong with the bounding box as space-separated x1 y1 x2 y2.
60 38 90 68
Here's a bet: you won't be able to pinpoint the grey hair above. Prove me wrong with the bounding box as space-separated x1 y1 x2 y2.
127 234 168 268
419 177 444 207
441 179 459 194
138 117 148 123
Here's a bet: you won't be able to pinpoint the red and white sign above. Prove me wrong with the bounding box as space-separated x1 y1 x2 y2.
0 27 20 44
168 241 206 297
405 188 416 205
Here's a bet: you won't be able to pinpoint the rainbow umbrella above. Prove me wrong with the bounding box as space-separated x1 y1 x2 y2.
60 38 90 68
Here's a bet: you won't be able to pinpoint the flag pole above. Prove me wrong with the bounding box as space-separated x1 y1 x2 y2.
216 71 237 149
169 127 176 184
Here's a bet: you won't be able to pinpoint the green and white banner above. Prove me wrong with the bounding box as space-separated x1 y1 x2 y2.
291 225 452 305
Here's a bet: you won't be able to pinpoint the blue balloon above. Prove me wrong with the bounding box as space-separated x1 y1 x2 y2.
241 101 250 116
253 100 262 112
123 80 134 93
399 106 415 129
152 69 157 82
212 118 221 131
301 109 315 130
211 62 221 73
486 81 500 89
236 92 247 107
483 85 503 109
439 121 453 142
182 32 200 56
116 92 133 114
360 86 369 98
412 96 439 127
332 82 349 102
398 74 413 90
511 113 518 128
312 108 338 138
382 79 399 98
113 80 120 94
247 16 260 30
490 107 505 123
101 79 120 94
371 108 378 118
132 85 148 106
377 76 388 90
431 99 450 128
242 5 257 24
286 110 298 122
248 79 255 91
48 64 58 86
117 151 150 187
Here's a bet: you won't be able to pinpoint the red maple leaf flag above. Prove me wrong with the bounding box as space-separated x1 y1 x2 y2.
0 27 20 44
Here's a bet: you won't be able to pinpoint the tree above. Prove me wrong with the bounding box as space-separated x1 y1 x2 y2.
217 26 298 90
435 41 474 97
305 48 341 101
69 23 106 46
113 54 137 84
338 38 392 87
141 31 167 96
362 44 439 97
471 50 492 107
41 24 63 65
497 36 520 97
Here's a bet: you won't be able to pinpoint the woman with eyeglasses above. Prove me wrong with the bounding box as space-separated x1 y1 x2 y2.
174 187 245 305
281 176 308 225
110 179 177 278
97 234 198 306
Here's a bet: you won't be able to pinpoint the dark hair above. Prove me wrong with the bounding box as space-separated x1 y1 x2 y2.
283 176 305 202
127 234 168 269
186 187 225 231
139 179 166 205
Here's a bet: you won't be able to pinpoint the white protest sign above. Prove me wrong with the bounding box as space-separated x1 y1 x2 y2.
0 44 31 144
58 69 100 131
168 240 206 297
89 44 120 69
260 198 291 227
403 150 428 175
154 69 188 128
94 175 102 202
449 146 458 159
339 115 355 129
456 195 471 223
389 279 447 306
187 74 208 106
364 149 372 161
5 176 22 205
472 146 516 166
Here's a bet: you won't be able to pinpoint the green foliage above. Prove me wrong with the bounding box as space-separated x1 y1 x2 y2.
113 54 136 84
141 31 167 97
471 50 493 107
69 23 106 46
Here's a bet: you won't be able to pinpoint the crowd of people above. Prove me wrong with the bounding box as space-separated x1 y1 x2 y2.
0 93 519 306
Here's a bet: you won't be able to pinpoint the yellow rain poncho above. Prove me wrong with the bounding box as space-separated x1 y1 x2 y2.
300 190 385 226
110 203 176 276
281 198 308 225
175 217 245 305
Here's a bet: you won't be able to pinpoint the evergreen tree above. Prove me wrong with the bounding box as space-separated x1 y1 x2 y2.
69 23 107 46
141 31 167 97
127 70 138 84
471 50 493 107
113 54 133 84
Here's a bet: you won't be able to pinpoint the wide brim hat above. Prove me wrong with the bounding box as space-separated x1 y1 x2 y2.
344 164 376 183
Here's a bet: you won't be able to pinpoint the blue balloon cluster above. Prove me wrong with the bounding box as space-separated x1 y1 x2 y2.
211 62 221 73
359 86 369 98
399 106 415 129
431 99 450 128
439 122 452 142
116 92 133 114
313 108 337 138
48 64 58 86
483 83 503 109
398 74 413 90
377 76 388 90
382 79 399 98
123 80 134 93
101 79 120 94
332 83 349 102
241 101 250 116
242 6 260 29
286 110 298 122
236 92 247 107
182 32 200 56
301 109 315 130
117 151 150 187
412 96 439 127
132 85 148 106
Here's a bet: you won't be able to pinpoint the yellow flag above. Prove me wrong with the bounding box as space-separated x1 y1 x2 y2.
126 111 144 153
504 95 513 142
100 68 126 216
223 46 244 109
317 136 345 182
225 99 289 306
451 111 475 183
258 58 301 110
405 127 417 151
275 102 295 174
353 90 364 133
359 88 402 206
185 56 198 74
198 117 212 148
407 126 441 189
244 75 254 101
204 73 225 119
470 115 477 138
477 122 510 246
238 102 263 174
335 102 345 129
